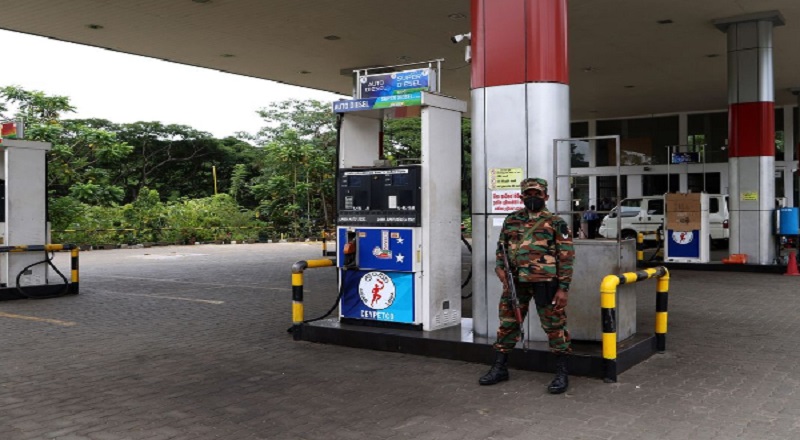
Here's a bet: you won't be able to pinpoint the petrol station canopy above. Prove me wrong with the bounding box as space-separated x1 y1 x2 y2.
1 1 800 120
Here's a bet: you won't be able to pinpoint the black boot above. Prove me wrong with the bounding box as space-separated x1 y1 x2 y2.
547 355 569 394
479 352 509 385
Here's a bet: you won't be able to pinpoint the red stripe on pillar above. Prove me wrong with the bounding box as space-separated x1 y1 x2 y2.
471 0 569 88
728 102 775 157
471 0 526 88
526 0 568 84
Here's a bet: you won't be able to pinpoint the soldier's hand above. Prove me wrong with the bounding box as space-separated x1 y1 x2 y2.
495 267 508 292
552 289 568 311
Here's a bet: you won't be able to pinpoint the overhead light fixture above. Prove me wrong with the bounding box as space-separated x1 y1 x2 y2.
582 67 596 73
324 35 341 41
299 70 311 74
221 53 235 58
448 13 467 20
397 55 411 62
192 0 211 3
86 24 104 30
624 85 635 89
657 19 674 24
706 53 720 58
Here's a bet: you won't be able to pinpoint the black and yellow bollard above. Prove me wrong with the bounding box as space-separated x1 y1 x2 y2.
290 258 335 340
600 266 670 382
636 232 645 263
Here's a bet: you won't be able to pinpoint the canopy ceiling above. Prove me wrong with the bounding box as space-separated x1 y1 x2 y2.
2 0 800 119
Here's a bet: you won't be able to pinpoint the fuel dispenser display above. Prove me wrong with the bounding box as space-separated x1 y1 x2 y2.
337 166 421 227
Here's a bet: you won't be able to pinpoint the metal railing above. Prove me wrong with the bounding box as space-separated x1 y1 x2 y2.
0 244 80 297
290 258 336 339
600 266 670 383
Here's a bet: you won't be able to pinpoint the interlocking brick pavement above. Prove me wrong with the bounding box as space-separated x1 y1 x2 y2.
1 243 799 439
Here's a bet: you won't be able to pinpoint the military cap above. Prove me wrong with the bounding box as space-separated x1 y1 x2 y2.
520 177 548 194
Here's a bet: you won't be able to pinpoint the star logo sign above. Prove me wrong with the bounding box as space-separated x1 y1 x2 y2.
396 253 405 263
396 237 404 244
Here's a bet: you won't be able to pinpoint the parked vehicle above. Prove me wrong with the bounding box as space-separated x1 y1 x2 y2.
598 194 729 245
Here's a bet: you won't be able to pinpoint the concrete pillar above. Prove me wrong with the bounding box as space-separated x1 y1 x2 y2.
714 11 785 264
470 0 570 337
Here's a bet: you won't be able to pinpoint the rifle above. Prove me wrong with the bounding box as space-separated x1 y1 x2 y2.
499 241 525 346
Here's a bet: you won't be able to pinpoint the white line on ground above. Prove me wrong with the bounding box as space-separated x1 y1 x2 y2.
87 274 291 291
0 312 77 326
95 291 225 304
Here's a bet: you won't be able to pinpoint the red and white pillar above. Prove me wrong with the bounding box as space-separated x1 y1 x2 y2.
470 0 570 336
715 11 784 265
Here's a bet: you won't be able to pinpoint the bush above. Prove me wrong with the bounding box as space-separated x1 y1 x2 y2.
50 189 270 246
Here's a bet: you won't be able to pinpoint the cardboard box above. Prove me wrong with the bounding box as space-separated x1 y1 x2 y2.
666 193 701 231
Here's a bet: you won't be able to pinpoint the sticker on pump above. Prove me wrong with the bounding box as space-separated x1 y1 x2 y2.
671 231 694 245
358 271 396 310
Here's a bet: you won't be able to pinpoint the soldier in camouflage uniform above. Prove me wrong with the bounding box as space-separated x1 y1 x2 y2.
478 177 575 394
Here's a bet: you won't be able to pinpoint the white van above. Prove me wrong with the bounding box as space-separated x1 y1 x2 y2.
598 194 729 245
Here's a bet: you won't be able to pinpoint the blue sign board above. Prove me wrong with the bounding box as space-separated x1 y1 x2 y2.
340 270 415 324
359 68 434 98
671 152 700 164
666 229 701 258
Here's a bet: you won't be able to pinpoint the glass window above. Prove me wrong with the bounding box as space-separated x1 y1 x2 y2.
609 198 641 218
570 122 590 168
688 172 721 194
795 107 799 205
571 175 589 211
642 174 679 196
597 116 678 166
776 108 784 161
710 197 719 214
647 199 664 215
597 175 627 211
687 112 728 163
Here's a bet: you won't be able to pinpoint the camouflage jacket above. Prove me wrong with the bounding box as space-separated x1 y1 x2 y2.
496 208 575 290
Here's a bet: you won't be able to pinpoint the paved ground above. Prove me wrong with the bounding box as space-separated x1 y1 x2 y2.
2 242 800 439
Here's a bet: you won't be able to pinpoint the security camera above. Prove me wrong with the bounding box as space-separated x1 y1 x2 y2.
451 32 471 44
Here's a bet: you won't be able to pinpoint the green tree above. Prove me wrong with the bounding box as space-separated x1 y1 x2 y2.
0 87 132 206
248 99 338 236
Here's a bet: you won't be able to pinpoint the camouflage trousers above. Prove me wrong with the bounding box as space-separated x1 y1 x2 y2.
492 280 572 354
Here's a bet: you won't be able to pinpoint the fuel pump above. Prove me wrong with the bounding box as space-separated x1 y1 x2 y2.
775 206 799 265
0 133 65 300
332 82 466 331
664 192 711 263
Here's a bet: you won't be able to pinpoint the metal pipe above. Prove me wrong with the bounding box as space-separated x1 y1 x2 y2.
599 266 670 382
290 258 336 340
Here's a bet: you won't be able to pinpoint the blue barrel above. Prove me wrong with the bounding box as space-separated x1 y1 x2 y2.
779 207 800 235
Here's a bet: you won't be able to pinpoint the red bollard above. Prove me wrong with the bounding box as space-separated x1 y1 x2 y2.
785 250 800 276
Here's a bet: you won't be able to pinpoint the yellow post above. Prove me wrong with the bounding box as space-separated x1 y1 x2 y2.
212 165 218 195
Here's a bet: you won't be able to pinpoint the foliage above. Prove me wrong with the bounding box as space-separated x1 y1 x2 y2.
52 189 270 246
2 86 473 245
247 99 338 237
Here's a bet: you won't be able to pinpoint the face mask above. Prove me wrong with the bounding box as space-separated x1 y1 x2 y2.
524 196 545 212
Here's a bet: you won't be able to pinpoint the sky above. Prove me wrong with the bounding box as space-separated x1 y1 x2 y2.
0 29 345 138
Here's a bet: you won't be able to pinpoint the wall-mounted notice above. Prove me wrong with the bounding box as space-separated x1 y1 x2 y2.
488 167 523 190
740 192 758 201
491 190 524 213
